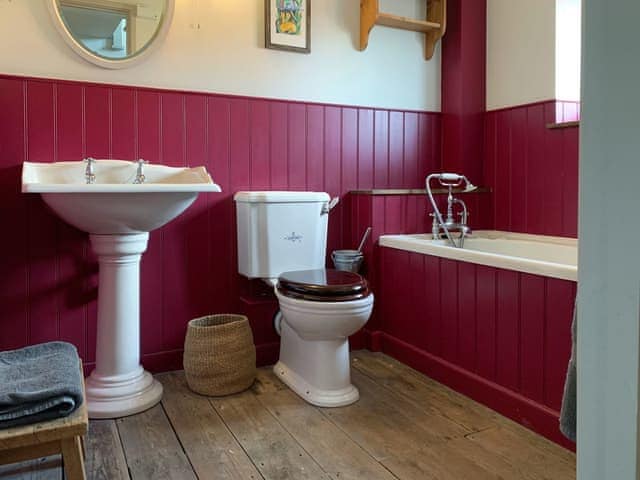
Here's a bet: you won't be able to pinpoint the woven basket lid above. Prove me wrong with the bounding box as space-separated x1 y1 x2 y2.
277 269 370 302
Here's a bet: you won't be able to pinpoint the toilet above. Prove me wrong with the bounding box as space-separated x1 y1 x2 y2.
234 191 374 407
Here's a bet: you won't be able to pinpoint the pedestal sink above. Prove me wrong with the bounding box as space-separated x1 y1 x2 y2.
22 160 221 419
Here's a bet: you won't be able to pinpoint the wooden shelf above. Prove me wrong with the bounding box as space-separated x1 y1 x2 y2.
376 13 441 33
360 0 446 60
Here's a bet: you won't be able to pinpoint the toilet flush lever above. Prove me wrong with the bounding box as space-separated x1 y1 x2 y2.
322 197 340 215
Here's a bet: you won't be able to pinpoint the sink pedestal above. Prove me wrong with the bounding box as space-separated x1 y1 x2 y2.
85 233 163 419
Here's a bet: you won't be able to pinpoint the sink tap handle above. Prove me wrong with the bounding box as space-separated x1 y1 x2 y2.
83 157 96 184
134 158 147 184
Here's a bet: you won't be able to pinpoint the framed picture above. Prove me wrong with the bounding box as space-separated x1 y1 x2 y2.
265 0 311 54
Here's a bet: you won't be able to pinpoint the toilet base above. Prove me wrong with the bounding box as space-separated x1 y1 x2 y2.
274 320 361 407
274 360 359 407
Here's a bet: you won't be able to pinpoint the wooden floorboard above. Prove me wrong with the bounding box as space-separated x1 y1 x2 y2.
1 351 576 480
351 350 501 432
159 372 263 480
463 426 576 479
116 404 196 480
210 387 330 479
321 369 503 479
85 420 129 480
0 457 62 480
252 369 398 480
351 351 576 478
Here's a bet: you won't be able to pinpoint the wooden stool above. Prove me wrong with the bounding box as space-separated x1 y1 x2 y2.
0 366 88 479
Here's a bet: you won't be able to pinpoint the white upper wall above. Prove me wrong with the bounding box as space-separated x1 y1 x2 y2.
486 0 556 110
0 0 440 112
556 0 581 102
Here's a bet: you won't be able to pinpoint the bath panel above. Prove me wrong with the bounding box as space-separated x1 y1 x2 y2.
377 243 576 449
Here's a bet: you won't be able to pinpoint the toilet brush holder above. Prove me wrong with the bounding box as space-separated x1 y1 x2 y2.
331 249 364 273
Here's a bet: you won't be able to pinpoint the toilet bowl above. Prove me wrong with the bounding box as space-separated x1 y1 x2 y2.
273 269 374 407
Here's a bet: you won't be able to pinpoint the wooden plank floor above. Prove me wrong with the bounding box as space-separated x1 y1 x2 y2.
0 351 576 479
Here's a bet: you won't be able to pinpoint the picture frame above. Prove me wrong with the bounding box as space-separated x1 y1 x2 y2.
265 0 311 54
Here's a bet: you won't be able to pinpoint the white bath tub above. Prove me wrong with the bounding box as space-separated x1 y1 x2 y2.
379 231 577 281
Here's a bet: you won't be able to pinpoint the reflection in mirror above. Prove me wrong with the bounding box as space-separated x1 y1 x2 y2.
52 0 169 64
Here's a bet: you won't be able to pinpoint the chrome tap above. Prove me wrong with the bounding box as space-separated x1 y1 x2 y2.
426 173 476 248
134 159 147 184
84 157 96 184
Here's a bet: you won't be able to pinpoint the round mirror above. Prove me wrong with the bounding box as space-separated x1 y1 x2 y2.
47 0 174 69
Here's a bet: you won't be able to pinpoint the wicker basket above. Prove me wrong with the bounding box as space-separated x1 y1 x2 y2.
183 314 256 396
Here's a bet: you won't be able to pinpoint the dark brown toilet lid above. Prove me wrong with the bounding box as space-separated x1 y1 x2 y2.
278 269 370 302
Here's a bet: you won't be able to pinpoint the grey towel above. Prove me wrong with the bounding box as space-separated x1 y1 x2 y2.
0 342 83 429
559 299 577 441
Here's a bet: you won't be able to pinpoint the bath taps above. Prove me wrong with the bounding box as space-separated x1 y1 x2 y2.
134 159 147 184
441 197 472 247
84 157 96 184
426 173 476 248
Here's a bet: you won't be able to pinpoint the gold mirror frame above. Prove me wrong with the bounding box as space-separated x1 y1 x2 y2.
47 0 175 69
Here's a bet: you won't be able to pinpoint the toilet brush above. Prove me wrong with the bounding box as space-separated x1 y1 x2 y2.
357 227 372 252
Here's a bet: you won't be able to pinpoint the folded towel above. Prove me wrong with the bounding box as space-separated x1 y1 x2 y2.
0 342 83 429
559 299 577 441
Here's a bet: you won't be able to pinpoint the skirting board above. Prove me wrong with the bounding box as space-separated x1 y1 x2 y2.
81 342 281 377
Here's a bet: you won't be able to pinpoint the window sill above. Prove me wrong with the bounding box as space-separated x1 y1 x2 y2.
546 121 580 130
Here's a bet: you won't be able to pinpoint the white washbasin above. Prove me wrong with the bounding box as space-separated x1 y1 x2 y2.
21 159 221 419
22 160 221 234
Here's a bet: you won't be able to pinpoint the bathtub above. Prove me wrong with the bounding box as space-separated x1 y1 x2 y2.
379 230 577 281
375 229 577 448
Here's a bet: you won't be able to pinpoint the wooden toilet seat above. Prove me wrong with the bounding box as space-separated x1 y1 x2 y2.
277 269 370 302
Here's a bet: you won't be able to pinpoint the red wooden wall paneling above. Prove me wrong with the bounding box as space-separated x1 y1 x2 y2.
288 103 307 190
457 261 477 372
373 110 389 189
525 104 546 233
440 258 459 363
520 273 546 404
0 79 29 352
441 0 487 182
0 70 580 448
85 86 111 159
358 109 374 189
484 100 579 237
111 88 136 159
475 265 496 380
495 269 520 391
306 105 325 192
249 101 269 190
0 74 441 370
269 102 288 190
